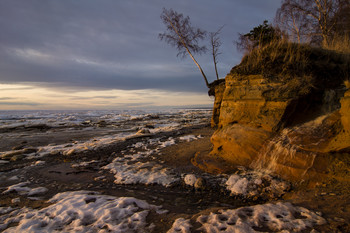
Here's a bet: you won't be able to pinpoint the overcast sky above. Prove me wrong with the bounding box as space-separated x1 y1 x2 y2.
0 0 281 110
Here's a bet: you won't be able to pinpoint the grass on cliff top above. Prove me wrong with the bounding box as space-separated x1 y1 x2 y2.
230 39 350 91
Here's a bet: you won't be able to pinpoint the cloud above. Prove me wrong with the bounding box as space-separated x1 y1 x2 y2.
0 101 39 106
0 0 281 109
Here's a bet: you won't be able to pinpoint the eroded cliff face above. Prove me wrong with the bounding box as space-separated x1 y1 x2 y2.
202 74 350 182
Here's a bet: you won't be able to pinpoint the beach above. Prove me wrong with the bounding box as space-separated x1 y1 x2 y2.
0 109 348 232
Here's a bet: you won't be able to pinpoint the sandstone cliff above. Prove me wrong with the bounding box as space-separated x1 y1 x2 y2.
200 43 350 182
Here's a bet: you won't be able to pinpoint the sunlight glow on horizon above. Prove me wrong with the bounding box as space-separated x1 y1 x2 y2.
0 83 213 110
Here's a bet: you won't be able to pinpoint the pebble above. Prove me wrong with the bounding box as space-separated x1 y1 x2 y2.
10 154 24 161
194 177 206 190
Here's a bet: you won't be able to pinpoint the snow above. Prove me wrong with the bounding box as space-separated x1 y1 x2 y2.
194 202 326 232
167 218 192 233
104 160 179 187
225 172 290 197
2 182 48 196
0 207 15 215
103 136 183 187
179 135 197 142
0 191 163 232
159 137 176 147
226 175 249 195
184 174 197 186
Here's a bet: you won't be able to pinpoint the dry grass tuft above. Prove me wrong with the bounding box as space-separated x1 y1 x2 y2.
230 38 350 91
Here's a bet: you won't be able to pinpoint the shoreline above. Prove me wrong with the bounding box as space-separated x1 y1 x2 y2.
0 121 349 232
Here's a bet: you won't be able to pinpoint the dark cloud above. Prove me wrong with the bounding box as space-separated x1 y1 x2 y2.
0 0 281 93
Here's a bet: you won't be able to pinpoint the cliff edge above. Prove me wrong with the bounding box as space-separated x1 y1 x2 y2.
198 42 350 182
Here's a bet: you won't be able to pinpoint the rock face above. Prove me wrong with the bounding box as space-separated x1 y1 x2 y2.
203 73 350 182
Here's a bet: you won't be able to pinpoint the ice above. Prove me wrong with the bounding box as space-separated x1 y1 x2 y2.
159 137 176 147
27 187 48 196
104 160 179 187
0 160 9 164
2 182 47 196
0 191 163 232
196 202 326 232
103 136 185 187
179 135 198 142
0 207 15 215
7 176 20 181
167 218 192 233
71 160 98 168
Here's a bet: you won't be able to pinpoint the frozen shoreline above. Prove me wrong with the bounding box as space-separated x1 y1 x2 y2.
0 109 335 232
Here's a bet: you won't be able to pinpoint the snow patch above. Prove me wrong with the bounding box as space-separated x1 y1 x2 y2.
167 218 192 233
103 160 179 187
0 191 164 232
196 202 326 232
179 135 197 142
225 172 290 198
2 182 47 196
160 137 176 147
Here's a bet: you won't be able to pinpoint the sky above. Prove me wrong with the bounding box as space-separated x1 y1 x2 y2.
0 0 281 110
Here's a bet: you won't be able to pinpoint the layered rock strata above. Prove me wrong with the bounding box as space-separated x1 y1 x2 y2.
201 74 350 182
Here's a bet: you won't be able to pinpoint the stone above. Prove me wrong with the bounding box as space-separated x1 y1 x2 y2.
194 177 206 190
137 128 150 134
207 72 350 182
210 124 271 167
11 154 25 161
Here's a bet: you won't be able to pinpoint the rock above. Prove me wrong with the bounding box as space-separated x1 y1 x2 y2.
216 75 292 131
194 177 206 190
327 88 350 151
97 120 107 127
1 150 24 160
207 72 350 181
137 128 150 134
24 124 50 130
210 79 225 127
211 124 271 167
23 148 38 154
11 154 25 161
12 145 24 150
64 149 76 156
145 124 155 129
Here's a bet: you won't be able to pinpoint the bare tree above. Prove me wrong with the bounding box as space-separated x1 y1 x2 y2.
159 8 209 88
209 26 224 80
275 0 312 43
275 0 348 45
